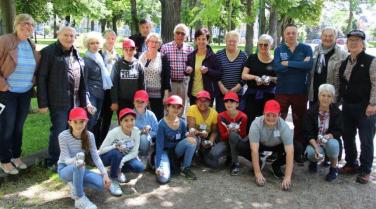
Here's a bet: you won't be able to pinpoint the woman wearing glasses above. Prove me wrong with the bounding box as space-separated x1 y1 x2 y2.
241 34 277 126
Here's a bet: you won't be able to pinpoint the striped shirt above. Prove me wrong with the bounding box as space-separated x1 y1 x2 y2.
216 49 247 90
57 130 106 175
160 41 193 81
7 40 36 93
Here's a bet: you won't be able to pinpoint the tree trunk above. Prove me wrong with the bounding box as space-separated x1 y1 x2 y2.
53 14 58 38
100 19 106 33
346 0 354 34
130 0 139 35
91 20 95 31
227 0 232 31
245 0 254 55
160 0 182 42
0 0 16 35
112 15 118 35
258 0 266 36
268 5 278 49
65 15 70 26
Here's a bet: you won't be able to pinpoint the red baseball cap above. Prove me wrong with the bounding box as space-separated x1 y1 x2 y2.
119 108 136 123
223 91 239 103
134 90 149 102
166 95 183 107
196 90 211 100
264 99 280 114
122 38 135 48
69 107 88 121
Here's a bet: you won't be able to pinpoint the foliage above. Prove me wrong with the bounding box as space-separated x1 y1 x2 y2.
16 0 52 23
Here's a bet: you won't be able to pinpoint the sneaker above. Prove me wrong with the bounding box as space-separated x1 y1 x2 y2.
11 158 27 170
109 181 123 196
326 167 338 182
266 152 276 162
68 182 77 199
259 155 267 171
356 172 370 184
180 167 197 180
117 173 127 183
308 162 318 173
74 195 97 209
0 163 19 175
339 164 359 175
321 159 330 167
230 163 240 176
271 163 284 179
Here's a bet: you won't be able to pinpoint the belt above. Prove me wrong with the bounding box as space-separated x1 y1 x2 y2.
172 80 184 83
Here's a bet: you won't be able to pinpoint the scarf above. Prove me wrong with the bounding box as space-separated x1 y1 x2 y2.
318 110 330 135
85 51 113 90
315 44 335 74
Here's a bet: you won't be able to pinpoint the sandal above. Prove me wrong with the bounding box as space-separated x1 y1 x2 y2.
11 158 27 169
0 163 19 175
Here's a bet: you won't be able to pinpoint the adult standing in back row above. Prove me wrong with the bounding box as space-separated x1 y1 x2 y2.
129 19 153 59
273 24 313 164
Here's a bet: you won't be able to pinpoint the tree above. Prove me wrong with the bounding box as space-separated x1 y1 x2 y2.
0 0 16 35
160 0 182 42
130 0 138 34
244 0 256 55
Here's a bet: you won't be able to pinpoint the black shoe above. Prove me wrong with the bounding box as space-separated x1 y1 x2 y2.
230 163 240 176
308 161 318 173
294 154 305 166
266 152 277 162
44 158 57 172
272 163 284 179
180 167 197 180
326 167 338 182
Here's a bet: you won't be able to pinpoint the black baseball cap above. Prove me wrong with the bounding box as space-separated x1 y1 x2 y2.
347 29 366 40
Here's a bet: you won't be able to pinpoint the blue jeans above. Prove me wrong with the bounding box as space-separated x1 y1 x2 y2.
306 139 340 162
156 138 196 184
88 95 103 131
0 90 32 163
139 134 151 156
100 149 144 179
58 163 104 198
342 103 376 174
48 109 70 163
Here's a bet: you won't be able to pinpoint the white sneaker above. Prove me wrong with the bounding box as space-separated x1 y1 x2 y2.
74 195 97 209
67 182 77 199
117 173 127 183
109 181 123 196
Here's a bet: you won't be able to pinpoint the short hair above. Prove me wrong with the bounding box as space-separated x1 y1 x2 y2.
258 34 274 46
82 31 104 49
57 26 76 36
225 30 240 43
318 84 335 97
174 23 189 37
145 32 162 45
194 28 210 40
13 14 34 32
139 19 152 25
321 27 337 38
284 23 298 31
103 30 117 39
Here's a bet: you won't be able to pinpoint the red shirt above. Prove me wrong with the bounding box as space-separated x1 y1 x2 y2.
217 110 248 141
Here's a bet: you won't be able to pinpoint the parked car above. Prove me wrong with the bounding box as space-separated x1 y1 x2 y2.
336 38 346 45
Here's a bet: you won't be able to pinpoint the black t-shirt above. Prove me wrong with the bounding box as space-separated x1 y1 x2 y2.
244 54 276 89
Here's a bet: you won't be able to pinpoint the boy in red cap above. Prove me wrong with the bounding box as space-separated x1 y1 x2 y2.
98 108 144 196
110 38 145 116
248 100 294 191
217 92 248 175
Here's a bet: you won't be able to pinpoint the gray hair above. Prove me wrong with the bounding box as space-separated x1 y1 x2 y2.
321 27 337 38
258 34 274 46
174 23 189 37
103 30 117 39
13 14 35 32
318 84 335 97
82 31 104 49
225 30 240 43
145 32 162 45
57 26 76 36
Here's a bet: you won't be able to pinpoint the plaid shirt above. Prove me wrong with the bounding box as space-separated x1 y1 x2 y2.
160 41 193 81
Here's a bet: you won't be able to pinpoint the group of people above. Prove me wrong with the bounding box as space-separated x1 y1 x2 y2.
1 13 376 209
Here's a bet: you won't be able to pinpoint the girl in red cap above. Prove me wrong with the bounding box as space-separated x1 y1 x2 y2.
155 95 197 183
57 107 111 209
98 108 144 196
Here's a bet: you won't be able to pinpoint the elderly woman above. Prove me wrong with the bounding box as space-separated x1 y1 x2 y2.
96 30 121 146
242 34 277 125
303 84 342 182
339 30 376 184
309 27 347 105
37 26 87 169
139 33 171 120
0 14 40 174
82 32 112 132
216 30 248 112
185 28 222 105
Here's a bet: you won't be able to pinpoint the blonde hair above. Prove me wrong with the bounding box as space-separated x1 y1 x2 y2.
225 30 240 43
13 14 34 32
145 32 162 45
103 30 117 39
82 31 104 49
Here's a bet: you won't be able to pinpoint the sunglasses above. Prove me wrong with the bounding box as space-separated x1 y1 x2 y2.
258 43 269 48
175 31 186 36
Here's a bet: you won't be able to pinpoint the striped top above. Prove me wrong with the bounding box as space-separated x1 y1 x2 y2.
57 130 106 175
216 49 247 90
7 40 36 93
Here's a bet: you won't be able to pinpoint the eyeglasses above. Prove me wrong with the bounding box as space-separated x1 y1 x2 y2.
20 22 34 27
89 42 99 45
175 31 186 36
258 43 269 48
